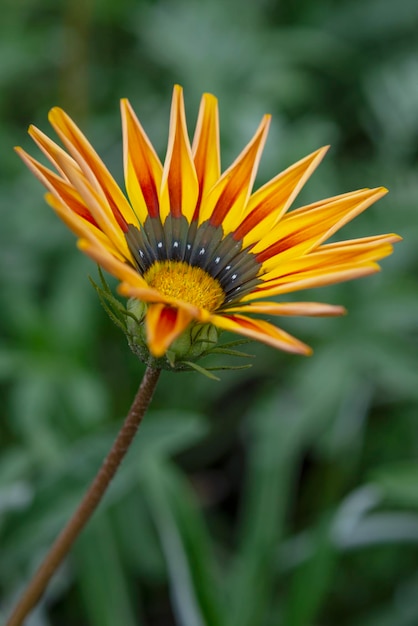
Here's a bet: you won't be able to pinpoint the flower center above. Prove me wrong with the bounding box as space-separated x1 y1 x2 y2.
144 260 225 311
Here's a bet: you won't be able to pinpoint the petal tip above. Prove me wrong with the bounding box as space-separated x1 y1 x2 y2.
173 84 184 97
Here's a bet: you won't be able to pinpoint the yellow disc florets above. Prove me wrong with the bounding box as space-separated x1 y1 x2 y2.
144 261 225 311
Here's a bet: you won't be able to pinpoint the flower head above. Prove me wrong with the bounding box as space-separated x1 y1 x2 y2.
16 86 400 362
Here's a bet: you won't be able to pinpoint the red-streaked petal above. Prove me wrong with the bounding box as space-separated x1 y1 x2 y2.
46 193 126 261
192 93 220 217
28 125 82 180
51 150 132 259
121 98 163 221
235 146 329 246
254 187 388 264
159 85 199 223
48 107 138 229
242 262 381 301
225 301 346 317
146 303 194 357
15 147 98 227
210 313 312 355
262 237 397 282
198 115 271 233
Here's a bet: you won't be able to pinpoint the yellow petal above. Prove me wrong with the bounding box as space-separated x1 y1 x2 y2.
192 93 221 215
254 187 388 265
121 98 163 223
210 313 312 355
198 115 271 233
52 150 132 260
225 301 346 317
48 107 139 229
242 262 381 301
146 303 194 357
28 125 82 180
262 236 397 282
77 239 150 290
46 193 127 261
15 147 103 232
236 146 329 247
319 232 402 251
159 85 199 223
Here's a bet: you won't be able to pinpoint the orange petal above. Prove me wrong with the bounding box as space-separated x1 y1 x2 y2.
210 313 312 355
262 236 397 282
198 115 271 233
77 239 151 290
241 262 381 301
146 303 194 357
319 232 402 251
51 150 132 259
159 85 199 223
15 147 97 226
235 146 329 246
28 125 83 180
48 107 138 229
121 98 163 222
192 93 221 216
46 193 127 261
262 240 393 284
254 187 388 264
225 301 346 317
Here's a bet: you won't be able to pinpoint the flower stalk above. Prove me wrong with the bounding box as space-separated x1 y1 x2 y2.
6 365 161 626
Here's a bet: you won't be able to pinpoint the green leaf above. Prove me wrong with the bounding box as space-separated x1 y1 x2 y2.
75 515 140 626
371 462 418 508
282 516 337 626
143 458 225 626
226 394 303 626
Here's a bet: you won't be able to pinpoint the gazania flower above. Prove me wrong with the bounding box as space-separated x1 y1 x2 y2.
16 85 400 360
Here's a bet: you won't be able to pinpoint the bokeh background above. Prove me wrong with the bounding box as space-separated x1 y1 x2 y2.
1 0 418 624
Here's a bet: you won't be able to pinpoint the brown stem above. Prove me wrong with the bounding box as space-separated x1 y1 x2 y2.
6 365 161 626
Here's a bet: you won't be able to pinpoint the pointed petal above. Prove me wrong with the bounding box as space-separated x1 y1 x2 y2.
121 98 163 222
51 149 132 259
262 236 397 282
235 146 329 246
45 193 127 261
192 93 221 216
48 107 139 229
159 85 199 223
319 232 402 251
27 125 83 180
254 187 388 264
145 303 194 357
225 301 346 317
198 115 271 233
15 147 98 226
210 313 312 355
77 239 151 291
241 262 381 301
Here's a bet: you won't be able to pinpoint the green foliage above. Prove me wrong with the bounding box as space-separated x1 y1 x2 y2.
1 0 417 624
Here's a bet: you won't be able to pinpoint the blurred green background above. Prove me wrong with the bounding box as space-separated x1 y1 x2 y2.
1 0 417 624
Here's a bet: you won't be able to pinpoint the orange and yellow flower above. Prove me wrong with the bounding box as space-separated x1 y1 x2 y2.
16 85 400 359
